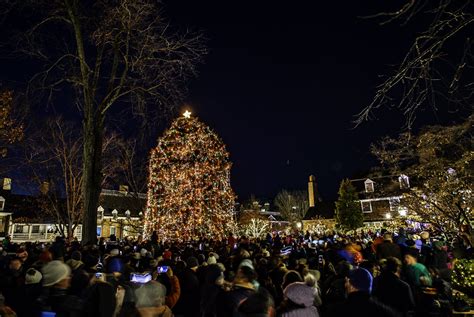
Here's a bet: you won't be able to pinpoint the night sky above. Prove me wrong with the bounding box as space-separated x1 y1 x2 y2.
163 0 427 201
0 1 455 201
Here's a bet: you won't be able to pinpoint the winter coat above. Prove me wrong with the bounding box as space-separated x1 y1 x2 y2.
373 272 415 315
326 291 399 317
165 275 181 309
405 263 432 288
215 283 255 317
83 281 117 317
37 287 84 317
200 284 222 317
173 269 200 317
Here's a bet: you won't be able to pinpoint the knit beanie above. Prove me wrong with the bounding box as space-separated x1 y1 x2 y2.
163 250 172 260
239 259 254 270
284 282 315 307
186 256 199 268
110 249 120 257
207 255 217 265
66 259 84 271
42 260 71 287
347 267 373 294
25 268 42 285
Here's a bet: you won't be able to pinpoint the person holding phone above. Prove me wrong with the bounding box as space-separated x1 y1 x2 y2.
156 266 181 309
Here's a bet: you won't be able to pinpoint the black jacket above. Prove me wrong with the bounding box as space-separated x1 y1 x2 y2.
373 272 415 315
173 269 201 317
215 284 255 317
37 287 84 317
326 291 400 317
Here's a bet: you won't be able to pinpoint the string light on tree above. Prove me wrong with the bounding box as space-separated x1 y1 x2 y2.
144 111 236 241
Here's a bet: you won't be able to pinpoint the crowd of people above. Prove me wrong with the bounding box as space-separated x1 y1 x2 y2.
0 226 472 317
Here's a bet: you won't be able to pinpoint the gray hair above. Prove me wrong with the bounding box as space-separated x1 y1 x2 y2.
134 281 167 308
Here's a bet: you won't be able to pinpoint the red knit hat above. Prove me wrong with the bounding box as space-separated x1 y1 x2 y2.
163 250 172 260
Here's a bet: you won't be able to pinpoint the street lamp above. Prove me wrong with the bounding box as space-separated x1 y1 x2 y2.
296 222 302 229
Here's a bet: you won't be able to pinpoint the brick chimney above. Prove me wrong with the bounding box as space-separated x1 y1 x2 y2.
308 175 317 207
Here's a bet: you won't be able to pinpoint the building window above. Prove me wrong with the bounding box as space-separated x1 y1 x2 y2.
31 225 40 234
389 198 400 212
96 226 102 237
399 174 410 189
364 179 374 193
110 226 116 236
14 225 24 233
0 196 4 211
361 201 372 213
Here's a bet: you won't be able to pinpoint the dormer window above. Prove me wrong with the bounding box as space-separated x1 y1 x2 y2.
125 210 131 218
97 206 104 221
364 179 374 193
0 196 5 211
112 209 118 219
399 174 410 189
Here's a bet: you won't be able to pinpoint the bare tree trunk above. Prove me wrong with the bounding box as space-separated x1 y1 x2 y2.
82 114 103 244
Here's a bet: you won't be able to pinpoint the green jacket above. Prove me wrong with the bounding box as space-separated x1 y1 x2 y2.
406 263 432 287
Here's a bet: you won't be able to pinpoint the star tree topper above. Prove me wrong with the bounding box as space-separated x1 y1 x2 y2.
183 110 192 118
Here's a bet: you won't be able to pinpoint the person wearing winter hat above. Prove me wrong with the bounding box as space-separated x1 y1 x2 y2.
66 253 84 272
42 260 71 287
15 268 43 316
326 267 398 317
216 265 257 317
163 250 172 260
186 256 199 271
237 288 275 317
239 259 254 270
109 248 120 257
173 257 200 317
38 260 84 316
207 254 217 265
200 264 224 317
25 268 42 285
277 282 319 317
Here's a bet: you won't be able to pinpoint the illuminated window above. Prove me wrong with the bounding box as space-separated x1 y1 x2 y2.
361 201 372 213
364 179 374 193
31 225 40 234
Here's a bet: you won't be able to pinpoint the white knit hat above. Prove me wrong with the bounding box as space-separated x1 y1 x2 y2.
110 249 120 256
207 255 217 265
42 260 71 287
25 268 42 285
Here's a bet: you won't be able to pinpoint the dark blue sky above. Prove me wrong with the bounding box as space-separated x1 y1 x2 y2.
163 0 425 201
1 1 457 201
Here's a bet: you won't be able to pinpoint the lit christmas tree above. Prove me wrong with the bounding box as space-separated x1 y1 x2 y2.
144 111 236 241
